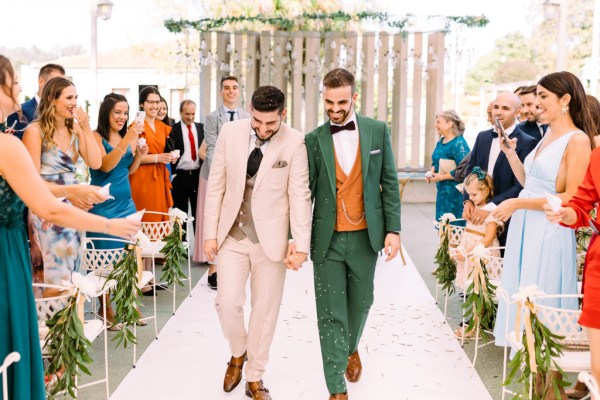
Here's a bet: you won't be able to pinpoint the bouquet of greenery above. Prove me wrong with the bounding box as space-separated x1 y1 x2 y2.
462 244 497 338
433 213 458 295
160 208 189 287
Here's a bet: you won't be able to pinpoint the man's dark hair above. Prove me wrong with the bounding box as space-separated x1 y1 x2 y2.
220 75 239 90
323 68 355 93
519 85 537 96
39 63 65 79
513 85 525 95
179 99 196 112
251 86 285 113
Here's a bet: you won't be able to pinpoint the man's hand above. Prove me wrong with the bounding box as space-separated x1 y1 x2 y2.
204 239 218 262
463 200 474 221
383 233 400 262
471 208 491 225
284 242 307 271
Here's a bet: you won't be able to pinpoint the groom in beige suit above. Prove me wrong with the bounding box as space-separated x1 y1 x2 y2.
203 85 312 400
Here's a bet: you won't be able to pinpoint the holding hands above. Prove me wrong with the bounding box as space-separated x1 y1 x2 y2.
284 242 307 271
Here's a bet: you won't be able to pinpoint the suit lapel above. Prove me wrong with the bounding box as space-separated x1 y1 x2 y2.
317 122 337 197
254 126 285 191
219 106 229 125
235 121 251 193
357 114 372 181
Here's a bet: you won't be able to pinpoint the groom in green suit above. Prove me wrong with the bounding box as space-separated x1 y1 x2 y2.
305 68 401 400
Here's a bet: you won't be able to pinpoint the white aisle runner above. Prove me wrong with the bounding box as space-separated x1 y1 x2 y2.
111 249 492 400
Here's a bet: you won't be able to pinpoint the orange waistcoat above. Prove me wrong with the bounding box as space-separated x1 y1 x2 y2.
334 145 367 232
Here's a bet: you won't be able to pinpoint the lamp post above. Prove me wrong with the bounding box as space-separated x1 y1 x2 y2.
543 0 567 71
90 0 114 115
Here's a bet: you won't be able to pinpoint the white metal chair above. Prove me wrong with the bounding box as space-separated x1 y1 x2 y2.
34 280 110 399
457 246 504 366
433 218 466 317
140 211 193 315
577 252 587 294
0 352 20 400
499 288 589 400
578 372 600 399
82 237 157 367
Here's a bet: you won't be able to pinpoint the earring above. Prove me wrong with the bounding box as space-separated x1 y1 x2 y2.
561 104 569 114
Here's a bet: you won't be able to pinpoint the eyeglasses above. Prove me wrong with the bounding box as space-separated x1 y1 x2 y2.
144 100 160 105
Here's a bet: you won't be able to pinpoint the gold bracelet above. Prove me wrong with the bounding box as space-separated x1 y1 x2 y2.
102 219 111 234
114 145 126 154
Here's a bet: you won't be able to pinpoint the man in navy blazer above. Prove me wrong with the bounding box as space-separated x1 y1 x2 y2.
463 92 537 246
7 63 65 139
517 85 547 142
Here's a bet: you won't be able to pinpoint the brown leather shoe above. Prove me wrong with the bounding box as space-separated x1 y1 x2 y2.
223 352 246 392
345 350 362 383
329 393 348 400
245 380 272 400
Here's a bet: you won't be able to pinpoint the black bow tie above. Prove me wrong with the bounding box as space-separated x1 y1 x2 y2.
330 121 356 134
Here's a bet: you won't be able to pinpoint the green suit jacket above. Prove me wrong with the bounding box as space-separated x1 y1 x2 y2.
306 114 401 264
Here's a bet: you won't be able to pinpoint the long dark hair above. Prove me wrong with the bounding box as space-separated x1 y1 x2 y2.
96 93 128 141
139 86 161 110
538 71 596 149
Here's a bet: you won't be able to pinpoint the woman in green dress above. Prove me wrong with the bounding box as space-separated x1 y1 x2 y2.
0 55 141 400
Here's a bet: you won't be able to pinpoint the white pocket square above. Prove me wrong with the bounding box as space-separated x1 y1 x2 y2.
370 149 381 155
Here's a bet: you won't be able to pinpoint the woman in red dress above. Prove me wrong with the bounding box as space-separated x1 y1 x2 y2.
546 147 600 391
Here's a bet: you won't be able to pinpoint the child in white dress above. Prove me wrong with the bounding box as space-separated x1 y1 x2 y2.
452 168 502 290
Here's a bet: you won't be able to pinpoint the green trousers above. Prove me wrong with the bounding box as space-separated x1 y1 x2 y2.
313 229 378 395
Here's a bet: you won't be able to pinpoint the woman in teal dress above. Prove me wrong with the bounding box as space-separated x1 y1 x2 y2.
0 55 140 400
89 93 147 248
428 110 470 221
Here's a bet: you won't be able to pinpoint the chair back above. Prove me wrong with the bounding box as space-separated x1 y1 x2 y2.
577 372 600 398
1 352 21 400
140 211 174 241
534 294 587 349
435 218 465 247
81 238 132 274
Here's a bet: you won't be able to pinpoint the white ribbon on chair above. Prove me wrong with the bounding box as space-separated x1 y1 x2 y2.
512 285 546 373
469 244 491 301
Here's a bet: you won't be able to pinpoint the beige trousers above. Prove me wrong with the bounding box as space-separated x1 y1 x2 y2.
215 236 287 382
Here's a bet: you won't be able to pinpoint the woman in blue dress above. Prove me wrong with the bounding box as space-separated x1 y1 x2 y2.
89 93 147 246
428 110 470 221
493 72 595 354
0 55 140 400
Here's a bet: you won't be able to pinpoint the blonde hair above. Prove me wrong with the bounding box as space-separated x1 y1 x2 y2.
436 110 466 136
37 76 76 150
465 170 494 203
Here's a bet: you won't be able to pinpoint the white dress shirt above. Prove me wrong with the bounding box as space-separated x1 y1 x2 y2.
248 130 270 157
223 105 239 122
177 121 201 170
331 112 359 176
487 122 517 178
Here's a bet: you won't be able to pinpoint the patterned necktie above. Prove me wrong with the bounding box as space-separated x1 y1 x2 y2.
227 111 235 121
330 120 356 134
247 137 265 177
187 125 197 161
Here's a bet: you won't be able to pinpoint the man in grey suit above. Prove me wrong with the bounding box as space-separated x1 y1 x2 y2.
194 75 250 289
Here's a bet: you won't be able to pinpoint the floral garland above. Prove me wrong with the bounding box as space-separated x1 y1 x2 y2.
164 12 488 33
462 244 497 339
160 208 189 287
504 286 569 399
44 273 111 398
104 236 146 348
433 213 458 295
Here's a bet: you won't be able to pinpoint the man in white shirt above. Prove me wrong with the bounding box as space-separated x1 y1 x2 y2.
169 100 204 231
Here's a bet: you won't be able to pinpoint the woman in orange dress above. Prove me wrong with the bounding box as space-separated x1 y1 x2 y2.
129 87 174 222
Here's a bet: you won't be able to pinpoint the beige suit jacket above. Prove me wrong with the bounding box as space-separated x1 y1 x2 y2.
203 119 312 262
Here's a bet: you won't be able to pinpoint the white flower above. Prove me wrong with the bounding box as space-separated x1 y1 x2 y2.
438 213 456 224
134 231 152 248
512 284 545 304
104 279 117 291
61 272 98 301
169 208 188 222
469 243 491 260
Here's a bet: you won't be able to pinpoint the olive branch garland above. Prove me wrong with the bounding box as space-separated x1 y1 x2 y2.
103 243 143 348
44 291 92 399
433 215 458 295
462 254 497 340
503 298 570 399
160 216 188 287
